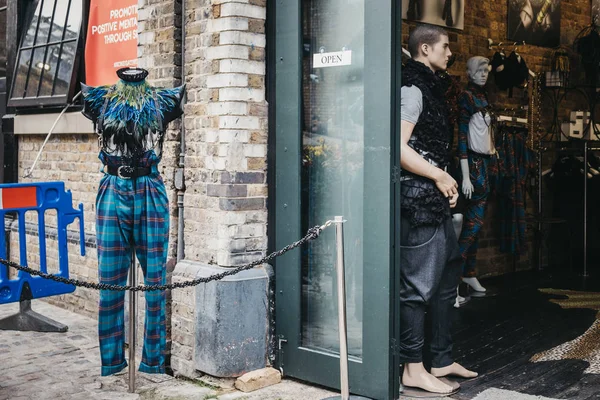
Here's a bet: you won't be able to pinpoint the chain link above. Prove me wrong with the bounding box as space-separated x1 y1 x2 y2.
0 222 333 292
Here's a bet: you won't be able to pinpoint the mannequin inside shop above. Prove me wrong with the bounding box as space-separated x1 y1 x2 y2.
400 25 478 395
457 56 496 295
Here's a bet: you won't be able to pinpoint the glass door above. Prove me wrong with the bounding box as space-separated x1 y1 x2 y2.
273 1 399 399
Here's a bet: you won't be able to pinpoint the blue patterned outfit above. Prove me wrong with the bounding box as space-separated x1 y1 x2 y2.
82 74 184 376
457 83 496 277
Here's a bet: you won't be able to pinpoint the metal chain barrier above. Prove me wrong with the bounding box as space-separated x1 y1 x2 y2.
0 221 334 292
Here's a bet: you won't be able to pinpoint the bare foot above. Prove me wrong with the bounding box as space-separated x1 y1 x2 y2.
431 362 478 379
402 362 454 394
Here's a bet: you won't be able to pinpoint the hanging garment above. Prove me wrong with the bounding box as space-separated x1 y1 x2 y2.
575 26 600 84
82 68 185 376
495 125 534 255
548 151 600 268
491 51 509 90
492 51 529 97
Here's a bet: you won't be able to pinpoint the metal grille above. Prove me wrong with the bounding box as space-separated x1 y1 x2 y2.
8 0 83 107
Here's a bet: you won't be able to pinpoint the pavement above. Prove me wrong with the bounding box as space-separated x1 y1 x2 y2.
0 301 552 400
0 300 336 400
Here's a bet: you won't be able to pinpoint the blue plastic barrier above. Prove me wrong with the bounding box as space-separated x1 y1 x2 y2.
0 182 85 304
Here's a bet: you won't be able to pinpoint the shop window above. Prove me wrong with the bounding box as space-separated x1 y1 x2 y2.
8 0 83 108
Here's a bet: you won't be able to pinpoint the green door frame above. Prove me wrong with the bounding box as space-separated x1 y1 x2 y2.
272 1 401 399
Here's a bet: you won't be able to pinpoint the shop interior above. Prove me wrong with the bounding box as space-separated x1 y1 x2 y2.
400 4 600 399
296 1 600 397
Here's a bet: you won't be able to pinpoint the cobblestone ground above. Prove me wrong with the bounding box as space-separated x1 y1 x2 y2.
0 300 336 400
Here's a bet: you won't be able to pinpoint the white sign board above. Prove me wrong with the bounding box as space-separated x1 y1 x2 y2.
313 50 352 69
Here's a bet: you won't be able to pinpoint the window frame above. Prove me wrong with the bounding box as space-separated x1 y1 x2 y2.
7 0 85 108
0 2 7 79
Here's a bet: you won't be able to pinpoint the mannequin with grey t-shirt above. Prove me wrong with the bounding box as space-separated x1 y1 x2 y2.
456 56 496 294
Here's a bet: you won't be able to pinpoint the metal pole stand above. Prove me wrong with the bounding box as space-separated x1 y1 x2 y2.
582 140 589 278
323 216 369 400
128 248 137 393
0 298 68 332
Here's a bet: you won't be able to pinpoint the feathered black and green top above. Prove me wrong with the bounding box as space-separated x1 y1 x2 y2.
81 78 185 160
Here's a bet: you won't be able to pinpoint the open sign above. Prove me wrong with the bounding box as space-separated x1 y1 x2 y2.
313 50 352 69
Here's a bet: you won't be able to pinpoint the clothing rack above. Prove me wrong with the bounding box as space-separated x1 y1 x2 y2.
487 39 536 78
537 140 600 276
498 115 528 124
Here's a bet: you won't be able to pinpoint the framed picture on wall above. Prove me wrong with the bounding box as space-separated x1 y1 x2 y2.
401 0 465 30
593 0 600 24
508 0 560 47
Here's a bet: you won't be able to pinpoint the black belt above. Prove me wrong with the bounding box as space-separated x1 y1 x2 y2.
468 149 493 159
105 165 152 179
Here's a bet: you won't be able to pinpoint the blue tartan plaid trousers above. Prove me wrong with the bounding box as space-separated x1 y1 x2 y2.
458 153 491 278
96 152 169 376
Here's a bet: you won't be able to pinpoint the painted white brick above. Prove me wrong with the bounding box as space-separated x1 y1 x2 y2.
245 211 268 223
218 130 249 143
137 7 152 21
217 224 239 238
220 3 266 20
243 144 266 157
218 238 246 252
226 144 245 170
238 223 264 238
219 116 260 130
207 45 249 60
219 88 264 102
205 156 227 170
216 252 230 266
219 59 265 75
206 73 248 88
221 212 248 225
220 31 266 47
206 17 248 33
218 144 229 157
207 237 221 250
138 31 155 45
205 130 219 142
207 102 248 116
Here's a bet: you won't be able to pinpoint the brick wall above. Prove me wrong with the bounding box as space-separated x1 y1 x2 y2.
170 0 267 376
14 134 100 317
178 0 267 266
137 0 182 261
180 0 267 267
402 0 594 277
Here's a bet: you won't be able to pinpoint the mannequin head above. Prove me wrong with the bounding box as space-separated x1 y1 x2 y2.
408 25 452 72
117 67 149 83
466 56 490 86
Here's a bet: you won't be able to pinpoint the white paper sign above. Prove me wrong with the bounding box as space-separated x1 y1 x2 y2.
313 50 352 69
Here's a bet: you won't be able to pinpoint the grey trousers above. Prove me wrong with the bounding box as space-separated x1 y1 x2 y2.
399 216 462 368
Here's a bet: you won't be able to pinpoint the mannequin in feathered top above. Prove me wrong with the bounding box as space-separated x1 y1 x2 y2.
81 67 185 376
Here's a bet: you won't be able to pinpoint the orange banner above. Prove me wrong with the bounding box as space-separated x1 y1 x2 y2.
85 0 138 86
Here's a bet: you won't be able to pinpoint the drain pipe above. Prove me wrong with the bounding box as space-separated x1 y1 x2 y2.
175 0 186 262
